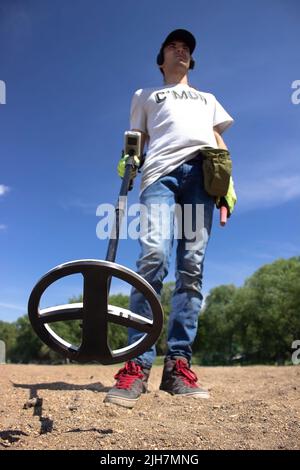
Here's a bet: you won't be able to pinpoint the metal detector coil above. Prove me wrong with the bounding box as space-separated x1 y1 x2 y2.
28 259 163 364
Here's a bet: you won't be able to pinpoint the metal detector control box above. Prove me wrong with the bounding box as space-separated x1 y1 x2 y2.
124 130 142 157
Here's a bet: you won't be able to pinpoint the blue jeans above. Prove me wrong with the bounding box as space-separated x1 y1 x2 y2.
128 155 214 368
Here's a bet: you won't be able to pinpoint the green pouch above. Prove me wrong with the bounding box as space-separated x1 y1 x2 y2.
201 147 232 197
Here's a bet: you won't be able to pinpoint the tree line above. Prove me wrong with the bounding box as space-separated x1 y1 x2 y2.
0 257 299 365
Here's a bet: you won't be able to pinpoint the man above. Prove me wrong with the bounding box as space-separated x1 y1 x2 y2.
105 29 234 408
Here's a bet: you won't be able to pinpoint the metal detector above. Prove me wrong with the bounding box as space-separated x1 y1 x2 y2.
28 131 163 364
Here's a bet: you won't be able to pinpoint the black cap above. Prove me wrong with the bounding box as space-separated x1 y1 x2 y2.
160 29 196 54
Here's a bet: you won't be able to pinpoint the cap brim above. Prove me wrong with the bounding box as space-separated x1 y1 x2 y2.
162 29 196 54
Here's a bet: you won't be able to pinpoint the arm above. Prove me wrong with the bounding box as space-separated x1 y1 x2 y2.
213 128 228 150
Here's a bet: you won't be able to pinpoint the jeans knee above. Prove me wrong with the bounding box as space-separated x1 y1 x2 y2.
175 259 203 293
137 247 170 284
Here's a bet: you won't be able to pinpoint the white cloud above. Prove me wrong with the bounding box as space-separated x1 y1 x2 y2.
0 302 25 312
205 259 255 288
238 241 300 262
0 186 9 230
60 198 98 215
238 174 300 209
233 143 300 212
0 185 10 196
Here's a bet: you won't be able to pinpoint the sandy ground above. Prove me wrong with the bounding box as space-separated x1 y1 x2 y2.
0 364 299 450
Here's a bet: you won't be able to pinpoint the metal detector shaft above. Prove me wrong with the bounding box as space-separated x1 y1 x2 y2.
105 155 137 292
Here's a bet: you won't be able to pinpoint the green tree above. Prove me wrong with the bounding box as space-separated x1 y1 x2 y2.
107 293 131 350
194 284 238 364
235 257 300 363
10 315 45 363
194 257 300 365
156 282 173 355
0 320 18 361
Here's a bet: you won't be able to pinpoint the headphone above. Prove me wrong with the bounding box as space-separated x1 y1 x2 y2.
156 49 195 70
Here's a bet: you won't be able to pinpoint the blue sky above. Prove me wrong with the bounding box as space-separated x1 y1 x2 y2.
0 0 299 322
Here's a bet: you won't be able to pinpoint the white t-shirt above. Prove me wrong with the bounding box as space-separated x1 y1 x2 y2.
130 83 234 195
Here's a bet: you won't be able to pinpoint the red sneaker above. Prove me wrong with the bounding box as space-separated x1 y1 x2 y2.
104 361 150 408
159 357 209 398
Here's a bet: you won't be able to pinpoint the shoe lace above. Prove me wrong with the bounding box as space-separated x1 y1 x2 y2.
114 361 144 390
175 359 198 388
